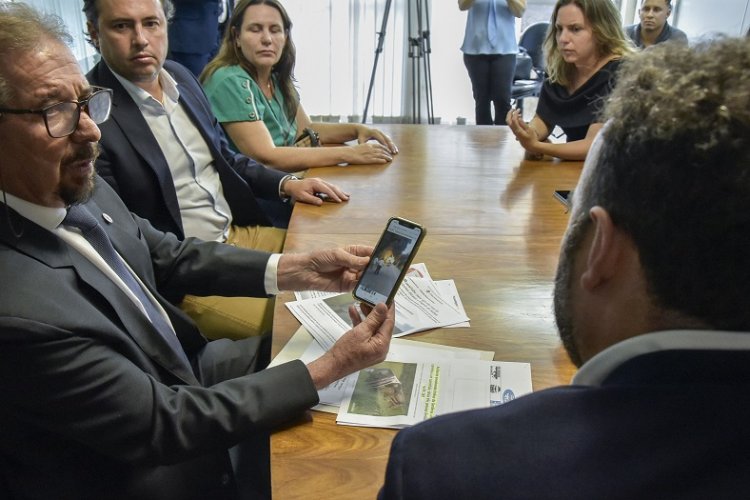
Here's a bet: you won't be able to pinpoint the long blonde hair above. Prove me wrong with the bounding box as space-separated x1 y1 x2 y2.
544 0 634 87
200 0 298 121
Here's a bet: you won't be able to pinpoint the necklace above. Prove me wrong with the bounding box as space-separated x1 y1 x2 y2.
262 79 273 98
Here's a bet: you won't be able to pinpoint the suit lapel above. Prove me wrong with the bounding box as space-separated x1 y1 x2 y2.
1 201 199 385
94 63 184 231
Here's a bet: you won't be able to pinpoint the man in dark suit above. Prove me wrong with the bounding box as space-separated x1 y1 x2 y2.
82 0 346 340
168 0 233 76
380 39 750 498
0 4 394 499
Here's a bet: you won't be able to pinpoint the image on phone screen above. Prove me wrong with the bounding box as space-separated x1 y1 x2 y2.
353 217 425 306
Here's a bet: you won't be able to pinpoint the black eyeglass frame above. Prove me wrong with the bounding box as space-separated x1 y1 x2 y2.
0 86 113 138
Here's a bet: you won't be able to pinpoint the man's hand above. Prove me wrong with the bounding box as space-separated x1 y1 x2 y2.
283 177 350 206
307 303 395 389
277 245 373 293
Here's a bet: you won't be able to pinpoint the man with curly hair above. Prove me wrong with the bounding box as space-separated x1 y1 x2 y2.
380 38 750 498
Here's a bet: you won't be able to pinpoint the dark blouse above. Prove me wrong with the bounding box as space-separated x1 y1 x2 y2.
536 59 622 142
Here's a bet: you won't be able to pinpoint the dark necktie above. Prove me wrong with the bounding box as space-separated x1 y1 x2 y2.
63 205 191 368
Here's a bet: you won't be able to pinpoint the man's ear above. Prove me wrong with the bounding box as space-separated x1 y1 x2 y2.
86 21 99 49
580 206 624 291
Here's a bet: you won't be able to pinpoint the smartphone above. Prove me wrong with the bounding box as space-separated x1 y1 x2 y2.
353 217 426 307
553 190 572 209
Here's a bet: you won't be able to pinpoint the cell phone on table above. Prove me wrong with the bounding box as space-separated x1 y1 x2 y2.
352 217 426 307
554 190 572 209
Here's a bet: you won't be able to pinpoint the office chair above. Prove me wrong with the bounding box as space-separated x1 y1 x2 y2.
511 22 550 114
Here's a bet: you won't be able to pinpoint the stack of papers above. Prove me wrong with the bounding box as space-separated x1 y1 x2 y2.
271 264 534 430
286 263 470 350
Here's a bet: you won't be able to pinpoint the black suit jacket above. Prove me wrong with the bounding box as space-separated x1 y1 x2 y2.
87 60 285 240
379 347 750 499
0 179 318 500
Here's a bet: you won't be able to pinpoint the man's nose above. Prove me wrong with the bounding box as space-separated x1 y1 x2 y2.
71 108 102 143
132 25 148 46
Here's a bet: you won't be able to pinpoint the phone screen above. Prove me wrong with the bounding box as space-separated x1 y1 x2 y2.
353 217 426 306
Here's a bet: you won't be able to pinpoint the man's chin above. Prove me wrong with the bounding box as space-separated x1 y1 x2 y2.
59 172 96 206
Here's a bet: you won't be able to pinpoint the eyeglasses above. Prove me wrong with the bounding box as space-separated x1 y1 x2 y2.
0 87 113 138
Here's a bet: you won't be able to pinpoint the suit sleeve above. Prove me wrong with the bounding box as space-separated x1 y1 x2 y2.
0 316 318 466
91 178 271 299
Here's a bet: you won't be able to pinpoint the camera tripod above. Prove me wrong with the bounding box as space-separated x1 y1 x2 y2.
362 0 435 125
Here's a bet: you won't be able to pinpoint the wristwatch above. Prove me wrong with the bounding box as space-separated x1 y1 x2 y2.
279 174 300 201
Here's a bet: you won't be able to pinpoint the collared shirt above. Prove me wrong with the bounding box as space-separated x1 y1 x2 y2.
1 192 282 314
625 22 688 48
113 69 233 242
1 191 178 332
573 329 750 386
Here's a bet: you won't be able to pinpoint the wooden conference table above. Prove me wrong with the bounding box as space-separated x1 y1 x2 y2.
271 124 583 499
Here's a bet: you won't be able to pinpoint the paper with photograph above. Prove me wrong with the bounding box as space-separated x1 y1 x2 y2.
336 358 532 429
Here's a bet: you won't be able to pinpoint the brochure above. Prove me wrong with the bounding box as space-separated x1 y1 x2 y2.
336 358 532 429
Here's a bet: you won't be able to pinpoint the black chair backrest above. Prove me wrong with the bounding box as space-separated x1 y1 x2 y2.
519 22 550 72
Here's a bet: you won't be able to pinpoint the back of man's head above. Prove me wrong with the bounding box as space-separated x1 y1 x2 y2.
0 3 71 106
579 38 750 331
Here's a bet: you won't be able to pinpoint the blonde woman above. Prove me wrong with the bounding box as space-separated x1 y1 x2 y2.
506 0 633 160
200 0 398 172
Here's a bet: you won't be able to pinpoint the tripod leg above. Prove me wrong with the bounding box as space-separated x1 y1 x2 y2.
422 0 435 124
363 0 393 124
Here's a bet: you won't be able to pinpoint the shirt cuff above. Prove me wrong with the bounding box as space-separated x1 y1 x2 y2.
264 253 282 295
278 174 299 201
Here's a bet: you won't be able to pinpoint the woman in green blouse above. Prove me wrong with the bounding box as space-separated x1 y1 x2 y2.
200 0 398 172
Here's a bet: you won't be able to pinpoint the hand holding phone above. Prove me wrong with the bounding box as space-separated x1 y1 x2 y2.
352 217 426 307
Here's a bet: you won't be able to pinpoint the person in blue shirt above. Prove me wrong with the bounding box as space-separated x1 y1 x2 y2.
459 0 526 125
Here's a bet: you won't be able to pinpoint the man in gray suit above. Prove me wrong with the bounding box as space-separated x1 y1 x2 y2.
0 4 393 499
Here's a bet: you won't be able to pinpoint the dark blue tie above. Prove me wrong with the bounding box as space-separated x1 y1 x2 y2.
63 205 191 369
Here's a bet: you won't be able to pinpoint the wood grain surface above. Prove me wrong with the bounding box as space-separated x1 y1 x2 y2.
271 124 582 499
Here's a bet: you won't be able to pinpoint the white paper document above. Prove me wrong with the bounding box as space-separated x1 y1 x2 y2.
298 334 492 409
269 326 496 414
287 272 470 351
335 359 532 429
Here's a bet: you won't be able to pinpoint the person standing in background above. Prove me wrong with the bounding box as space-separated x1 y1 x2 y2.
625 0 687 49
169 0 234 76
459 0 526 125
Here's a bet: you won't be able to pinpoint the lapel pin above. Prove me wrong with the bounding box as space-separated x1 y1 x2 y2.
102 213 114 224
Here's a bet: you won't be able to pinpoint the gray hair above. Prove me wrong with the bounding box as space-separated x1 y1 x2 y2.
0 3 72 105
